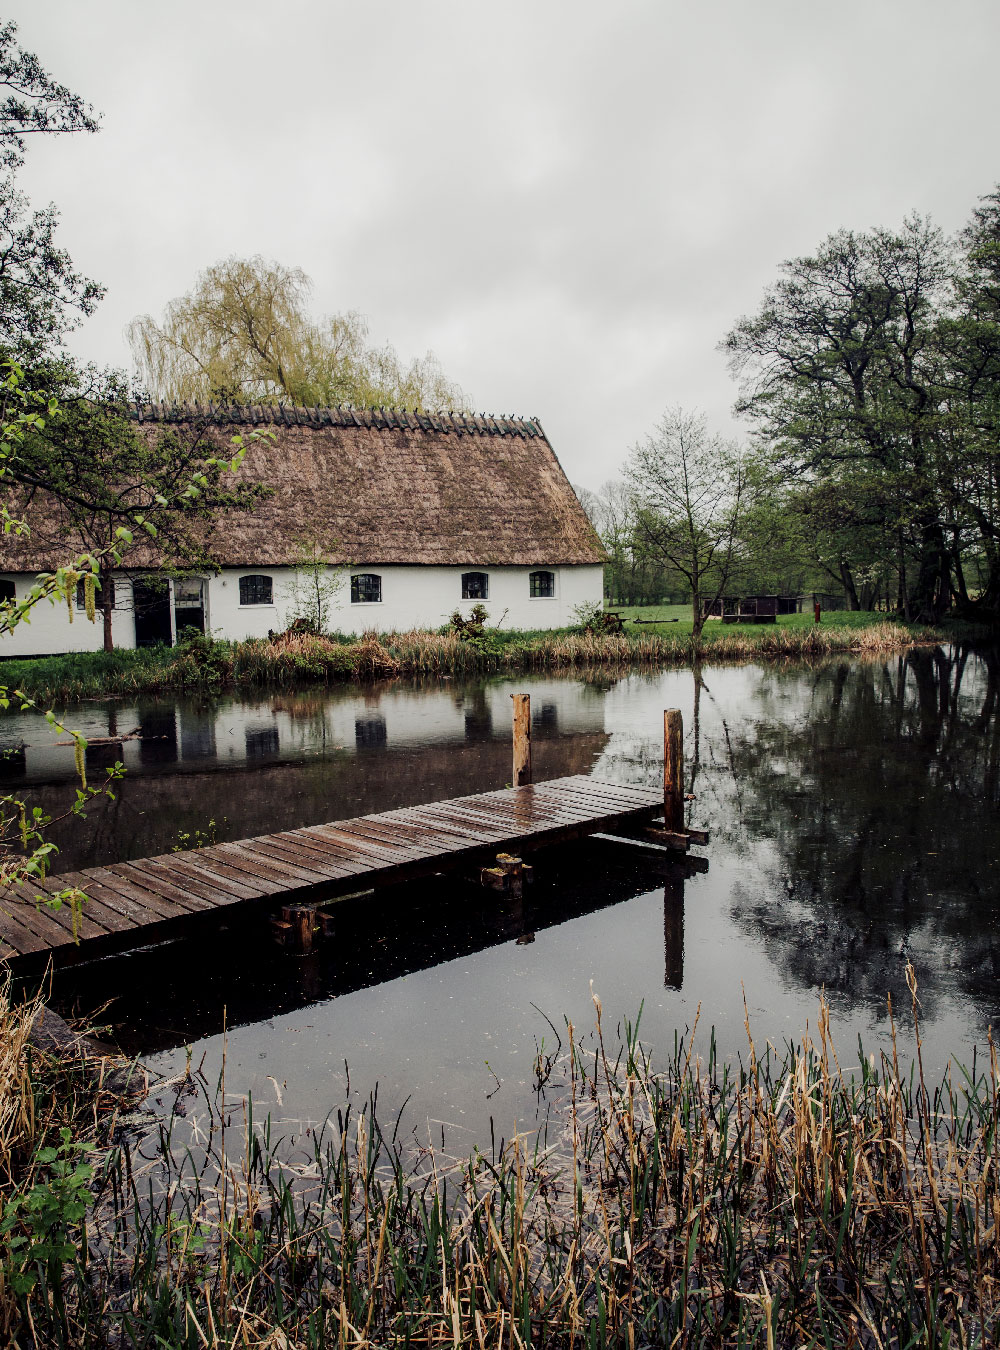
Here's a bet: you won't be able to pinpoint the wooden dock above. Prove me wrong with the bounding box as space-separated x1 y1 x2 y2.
0 774 666 968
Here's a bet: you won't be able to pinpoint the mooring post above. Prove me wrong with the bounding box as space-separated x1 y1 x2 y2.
512 693 532 786
663 708 684 832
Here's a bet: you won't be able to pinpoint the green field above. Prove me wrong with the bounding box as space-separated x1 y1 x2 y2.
606 603 897 634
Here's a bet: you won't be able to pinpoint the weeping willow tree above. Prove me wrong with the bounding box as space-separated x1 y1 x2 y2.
127 256 468 410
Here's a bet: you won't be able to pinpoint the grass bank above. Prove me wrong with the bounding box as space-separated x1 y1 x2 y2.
0 611 976 706
2 973 999 1346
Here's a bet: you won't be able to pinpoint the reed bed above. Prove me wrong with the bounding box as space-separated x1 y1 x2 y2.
3 969 1000 1347
0 619 952 705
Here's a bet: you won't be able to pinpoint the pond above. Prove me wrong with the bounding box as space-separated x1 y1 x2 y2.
4 647 1000 1153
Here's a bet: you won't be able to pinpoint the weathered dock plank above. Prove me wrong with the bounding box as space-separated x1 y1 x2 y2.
0 775 662 966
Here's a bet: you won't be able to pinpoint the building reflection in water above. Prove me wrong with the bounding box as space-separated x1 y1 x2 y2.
0 674 614 872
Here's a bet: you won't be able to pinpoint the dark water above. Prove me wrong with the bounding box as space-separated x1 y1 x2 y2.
5 648 1000 1152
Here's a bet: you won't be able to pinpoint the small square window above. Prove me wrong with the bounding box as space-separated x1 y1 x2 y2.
529 570 555 598
461 572 489 600
239 574 273 606
351 573 382 603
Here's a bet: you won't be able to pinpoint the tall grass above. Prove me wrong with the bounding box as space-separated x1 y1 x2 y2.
0 617 958 705
3 969 1000 1346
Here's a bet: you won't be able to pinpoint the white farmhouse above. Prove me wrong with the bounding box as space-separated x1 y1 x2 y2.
0 404 607 655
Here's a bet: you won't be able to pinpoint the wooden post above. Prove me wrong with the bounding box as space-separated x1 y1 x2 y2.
512 693 532 786
480 853 533 895
283 903 315 953
663 709 684 832
814 600 821 624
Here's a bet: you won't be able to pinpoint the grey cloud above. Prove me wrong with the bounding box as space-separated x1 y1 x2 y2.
12 0 1000 486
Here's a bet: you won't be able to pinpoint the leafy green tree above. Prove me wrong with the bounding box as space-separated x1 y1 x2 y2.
127 255 467 409
0 22 103 353
577 478 677 605
940 187 1000 615
724 218 954 622
626 407 757 643
735 474 898 610
10 363 271 650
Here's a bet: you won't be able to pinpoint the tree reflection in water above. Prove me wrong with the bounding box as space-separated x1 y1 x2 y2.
712 646 1000 1023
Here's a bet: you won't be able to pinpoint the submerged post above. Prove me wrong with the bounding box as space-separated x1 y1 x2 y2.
512 693 532 786
663 708 684 832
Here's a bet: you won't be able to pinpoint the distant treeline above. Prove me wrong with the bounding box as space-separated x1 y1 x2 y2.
582 186 1000 624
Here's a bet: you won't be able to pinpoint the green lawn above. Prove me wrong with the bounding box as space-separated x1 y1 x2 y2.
605 603 898 635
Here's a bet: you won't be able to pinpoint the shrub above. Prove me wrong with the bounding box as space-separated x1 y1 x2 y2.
171 629 230 686
352 631 402 678
571 600 624 634
448 604 504 657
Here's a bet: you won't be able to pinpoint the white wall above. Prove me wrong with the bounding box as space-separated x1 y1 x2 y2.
206 564 604 639
0 565 605 655
0 572 138 658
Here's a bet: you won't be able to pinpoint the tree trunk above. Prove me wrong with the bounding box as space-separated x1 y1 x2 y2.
910 517 951 623
839 561 860 611
101 562 114 652
952 543 970 608
691 590 704 648
897 528 910 620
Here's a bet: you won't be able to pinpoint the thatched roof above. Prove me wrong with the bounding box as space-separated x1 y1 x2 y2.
0 404 606 571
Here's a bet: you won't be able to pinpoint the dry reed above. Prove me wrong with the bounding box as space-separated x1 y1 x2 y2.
0 619 953 705
2 968 998 1346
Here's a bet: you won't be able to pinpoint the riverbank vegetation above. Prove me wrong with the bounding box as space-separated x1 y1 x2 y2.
0 611 963 704
3 974 999 1347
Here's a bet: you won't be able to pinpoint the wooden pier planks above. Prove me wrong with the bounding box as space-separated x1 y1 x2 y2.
0 775 662 965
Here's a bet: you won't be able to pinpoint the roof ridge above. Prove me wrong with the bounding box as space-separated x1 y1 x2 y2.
129 401 545 438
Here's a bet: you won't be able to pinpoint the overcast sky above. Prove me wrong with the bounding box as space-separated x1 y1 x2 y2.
12 0 1000 490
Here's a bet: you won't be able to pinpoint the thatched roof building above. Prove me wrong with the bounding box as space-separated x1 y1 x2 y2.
0 403 605 570
0 404 607 654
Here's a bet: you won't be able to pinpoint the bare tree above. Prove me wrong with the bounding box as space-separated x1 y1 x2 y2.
627 407 756 645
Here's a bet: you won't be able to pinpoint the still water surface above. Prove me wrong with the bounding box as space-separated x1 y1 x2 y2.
4 649 999 1151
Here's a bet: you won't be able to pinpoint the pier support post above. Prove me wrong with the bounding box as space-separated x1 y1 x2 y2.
480 852 533 896
663 708 684 833
283 903 315 953
512 693 532 786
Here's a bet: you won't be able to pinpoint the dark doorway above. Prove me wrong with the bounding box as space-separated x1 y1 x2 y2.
133 579 172 647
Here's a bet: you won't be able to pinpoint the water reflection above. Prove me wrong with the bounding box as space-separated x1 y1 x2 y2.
714 648 1000 1026
0 675 611 870
5 646 1000 1147
55 843 697 1058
